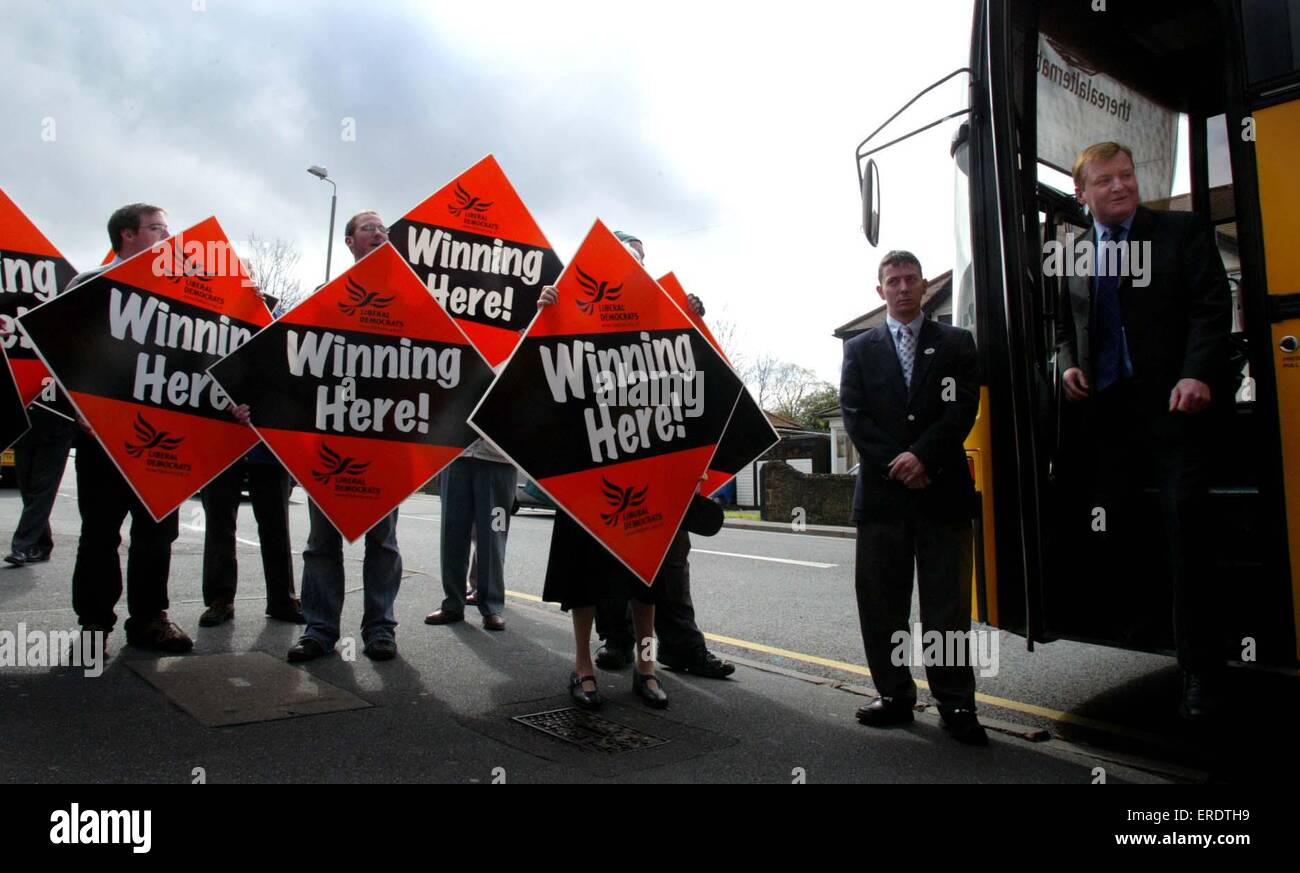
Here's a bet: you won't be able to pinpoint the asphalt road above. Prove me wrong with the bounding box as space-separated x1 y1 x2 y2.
1 466 1294 782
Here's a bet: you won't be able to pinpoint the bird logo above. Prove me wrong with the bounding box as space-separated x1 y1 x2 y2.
337 277 396 316
599 476 648 527
124 413 185 458
311 442 372 485
447 183 494 217
574 267 623 315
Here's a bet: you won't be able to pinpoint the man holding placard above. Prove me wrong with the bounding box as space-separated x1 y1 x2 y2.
288 212 405 663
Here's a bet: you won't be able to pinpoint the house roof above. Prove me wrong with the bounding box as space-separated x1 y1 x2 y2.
832 269 953 340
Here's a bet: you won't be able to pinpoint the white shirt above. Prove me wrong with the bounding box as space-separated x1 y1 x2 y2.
885 311 925 366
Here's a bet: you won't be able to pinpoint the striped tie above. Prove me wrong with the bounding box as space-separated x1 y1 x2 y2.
897 323 916 387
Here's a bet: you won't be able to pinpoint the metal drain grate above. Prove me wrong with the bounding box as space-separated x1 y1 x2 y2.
514 708 669 753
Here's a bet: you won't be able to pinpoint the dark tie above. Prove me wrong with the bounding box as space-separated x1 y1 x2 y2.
1093 225 1125 392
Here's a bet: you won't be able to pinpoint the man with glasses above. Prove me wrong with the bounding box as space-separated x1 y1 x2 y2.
68 204 193 653
288 211 406 663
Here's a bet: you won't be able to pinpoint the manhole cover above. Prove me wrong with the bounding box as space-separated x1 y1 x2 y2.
514 708 669 753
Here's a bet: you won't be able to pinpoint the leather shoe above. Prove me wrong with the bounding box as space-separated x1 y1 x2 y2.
199 600 234 627
24 549 51 563
855 696 915 727
424 610 464 625
3 551 27 567
265 599 306 624
595 644 633 671
940 708 989 746
482 614 505 632
661 649 735 679
569 672 602 710
633 671 669 709
465 589 478 606
287 636 330 663
363 638 397 661
1179 672 1217 720
124 613 193 654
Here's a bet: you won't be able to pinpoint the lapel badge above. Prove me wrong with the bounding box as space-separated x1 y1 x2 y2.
923 347 935 355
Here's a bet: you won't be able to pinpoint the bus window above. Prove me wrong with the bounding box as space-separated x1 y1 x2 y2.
1242 0 1300 86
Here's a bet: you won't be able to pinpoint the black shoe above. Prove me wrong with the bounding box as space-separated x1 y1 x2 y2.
24 549 50 563
287 636 330 663
661 649 735 679
3 551 26 567
855 696 915 727
940 708 989 746
265 599 306 624
198 600 234 627
569 672 602 710
633 671 669 709
1179 672 1217 720
124 613 194 654
595 644 634 671
363 638 397 661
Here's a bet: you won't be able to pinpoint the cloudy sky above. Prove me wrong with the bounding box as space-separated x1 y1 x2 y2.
4 0 979 386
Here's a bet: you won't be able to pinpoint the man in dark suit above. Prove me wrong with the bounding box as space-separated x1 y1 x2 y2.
1056 141 1231 719
840 250 984 745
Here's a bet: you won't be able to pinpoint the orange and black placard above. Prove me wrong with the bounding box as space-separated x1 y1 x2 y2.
387 154 563 368
0 186 79 409
470 220 745 585
657 271 778 498
209 243 494 542
17 216 271 521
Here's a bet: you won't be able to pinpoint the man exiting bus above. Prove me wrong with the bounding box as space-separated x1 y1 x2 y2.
840 250 985 745
1056 141 1232 720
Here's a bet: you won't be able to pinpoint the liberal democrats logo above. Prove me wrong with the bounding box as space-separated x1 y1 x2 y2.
600 476 648 527
337 277 396 316
124 413 184 458
448 183 493 218
575 267 623 315
311 442 372 485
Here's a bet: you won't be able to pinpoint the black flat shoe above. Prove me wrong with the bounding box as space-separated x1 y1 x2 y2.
569 672 602 710
939 708 989 746
632 671 669 709
287 636 330 663
855 696 915 727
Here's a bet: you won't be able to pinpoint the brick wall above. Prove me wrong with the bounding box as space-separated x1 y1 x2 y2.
760 460 855 526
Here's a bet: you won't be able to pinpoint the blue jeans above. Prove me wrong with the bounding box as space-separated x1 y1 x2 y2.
439 457 517 617
301 502 402 648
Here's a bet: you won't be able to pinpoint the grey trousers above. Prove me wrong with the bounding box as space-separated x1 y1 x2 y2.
854 516 977 711
301 502 402 648
439 457 517 617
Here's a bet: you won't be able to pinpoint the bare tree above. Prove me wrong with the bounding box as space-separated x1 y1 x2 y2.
241 234 305 313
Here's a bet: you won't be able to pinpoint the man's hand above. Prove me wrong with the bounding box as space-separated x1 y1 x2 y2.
229 403 252 426
537 285 557 309
1169 377 1211 413
1062 367 1090 402
686 293 705 317
888 451 928 488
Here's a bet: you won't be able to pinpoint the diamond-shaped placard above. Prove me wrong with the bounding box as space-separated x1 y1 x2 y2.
18 216 270 521
209 242 494 542
470 220 744 585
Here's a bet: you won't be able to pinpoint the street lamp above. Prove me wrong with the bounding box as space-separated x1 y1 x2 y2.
307 165 337 283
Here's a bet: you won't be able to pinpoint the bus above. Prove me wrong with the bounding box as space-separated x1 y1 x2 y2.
856 0 1300 671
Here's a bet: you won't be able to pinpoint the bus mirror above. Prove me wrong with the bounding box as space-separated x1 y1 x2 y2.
861 158 881 246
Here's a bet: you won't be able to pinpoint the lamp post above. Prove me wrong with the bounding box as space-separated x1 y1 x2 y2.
307 165 337 283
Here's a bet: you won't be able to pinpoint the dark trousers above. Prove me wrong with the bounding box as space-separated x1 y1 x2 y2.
438 457 517 617
854 516 977 711
200 460 296 609
10 409 75 556
70 436 178 630
596 529 706 658
1091 382 1220 671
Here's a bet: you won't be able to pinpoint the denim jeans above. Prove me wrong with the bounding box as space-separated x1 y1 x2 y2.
439 457 517 617
301 501 402 648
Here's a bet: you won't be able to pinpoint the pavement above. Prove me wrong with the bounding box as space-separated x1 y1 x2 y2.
0 489 1171 784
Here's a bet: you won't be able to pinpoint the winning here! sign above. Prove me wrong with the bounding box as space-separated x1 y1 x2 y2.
470 220 745 585
656 271 778 498
17 217 272 520
387 154 563 368
0 186 78 408
209 243 494 542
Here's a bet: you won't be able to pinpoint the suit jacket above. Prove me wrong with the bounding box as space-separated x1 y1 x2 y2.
1054 206 1232 412
840 317 979 523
